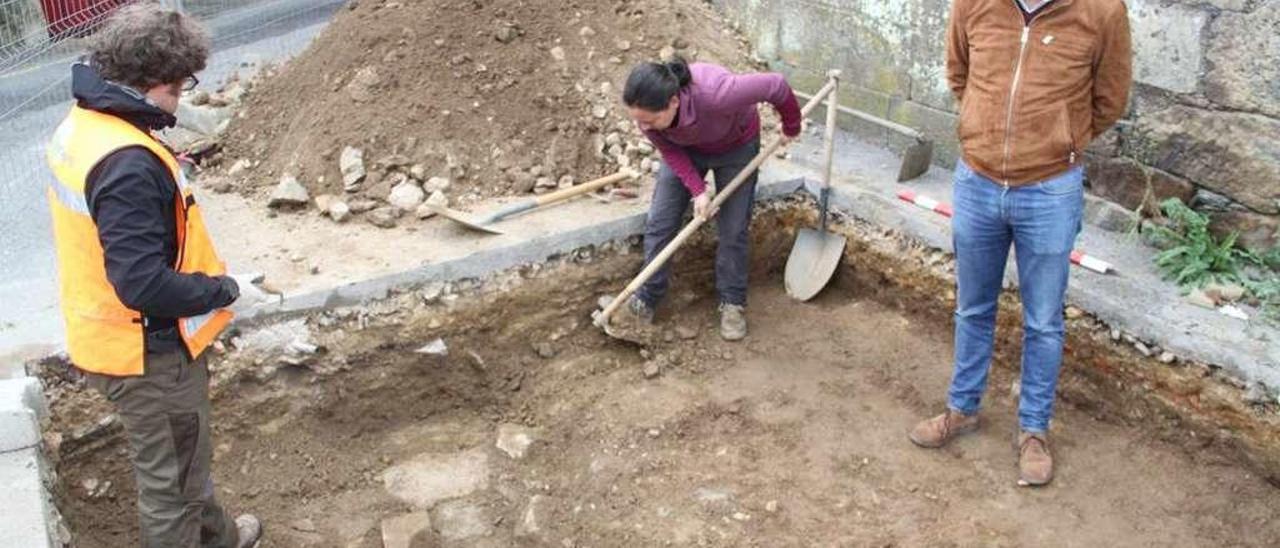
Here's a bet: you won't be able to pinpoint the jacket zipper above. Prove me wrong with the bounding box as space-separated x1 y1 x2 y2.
1000 1 1075 184
1000 26 1031 186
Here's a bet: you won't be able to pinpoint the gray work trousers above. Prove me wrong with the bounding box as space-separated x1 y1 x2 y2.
636 136 760 308
83 349 238 548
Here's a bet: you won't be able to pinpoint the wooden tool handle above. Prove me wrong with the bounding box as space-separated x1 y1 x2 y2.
596 78 838 326
535 169 638 206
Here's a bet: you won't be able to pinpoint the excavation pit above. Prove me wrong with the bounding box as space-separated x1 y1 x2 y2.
42 198 1280 547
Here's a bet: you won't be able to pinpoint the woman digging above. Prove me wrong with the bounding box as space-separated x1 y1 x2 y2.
609 57 803 341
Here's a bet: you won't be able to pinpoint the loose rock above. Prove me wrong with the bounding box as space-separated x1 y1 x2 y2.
643 361 661 379
415 338 448 356
367 207 401 229
424 176 451 193
329 201 352 223
549 46 566 62
388 181 426 209
268 174 310 209
340 146 366 191
496 424 536 460
227 158 251 177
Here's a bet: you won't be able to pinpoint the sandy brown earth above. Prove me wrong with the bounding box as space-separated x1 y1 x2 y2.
218 0 765 210
48 218 1280 547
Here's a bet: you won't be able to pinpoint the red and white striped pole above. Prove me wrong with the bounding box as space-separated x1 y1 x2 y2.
895 190 1113 274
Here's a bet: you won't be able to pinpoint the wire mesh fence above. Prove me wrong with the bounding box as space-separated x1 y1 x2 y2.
0 0 343 352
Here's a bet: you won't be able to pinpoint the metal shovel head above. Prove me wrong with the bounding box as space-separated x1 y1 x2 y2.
896 139 935 182
785 228 847 301
429 203 505 235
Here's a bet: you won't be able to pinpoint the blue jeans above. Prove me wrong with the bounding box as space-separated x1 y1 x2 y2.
946 160 1083 433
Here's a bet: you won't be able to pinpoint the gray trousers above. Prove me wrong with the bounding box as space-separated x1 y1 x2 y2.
83 350 238 548
637 136 760 307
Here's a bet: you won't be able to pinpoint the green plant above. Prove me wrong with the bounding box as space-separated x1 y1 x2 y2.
1146 198 1255 288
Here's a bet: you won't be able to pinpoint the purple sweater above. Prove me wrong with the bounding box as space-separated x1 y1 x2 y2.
643 63 802 196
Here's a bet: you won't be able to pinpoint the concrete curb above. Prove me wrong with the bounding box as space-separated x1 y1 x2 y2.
232 177 808 325
0 377 65 548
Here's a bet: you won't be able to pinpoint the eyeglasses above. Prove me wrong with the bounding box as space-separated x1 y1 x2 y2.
181 74 199 92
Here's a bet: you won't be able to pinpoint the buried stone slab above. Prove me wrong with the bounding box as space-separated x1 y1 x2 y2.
382 448 490 509
494 424 536 460
380 512 433 548
433 500 492 541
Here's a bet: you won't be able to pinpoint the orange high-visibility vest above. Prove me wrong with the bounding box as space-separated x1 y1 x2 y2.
46 105 233 376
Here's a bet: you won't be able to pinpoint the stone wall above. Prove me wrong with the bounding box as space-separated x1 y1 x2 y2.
717 0 1279 251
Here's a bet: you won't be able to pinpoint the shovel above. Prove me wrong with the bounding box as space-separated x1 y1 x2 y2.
785 72 846 301
595 76 840 343
431 168 638 235
793 90 934 182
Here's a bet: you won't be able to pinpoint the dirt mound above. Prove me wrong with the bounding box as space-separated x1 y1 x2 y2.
218 0 763 219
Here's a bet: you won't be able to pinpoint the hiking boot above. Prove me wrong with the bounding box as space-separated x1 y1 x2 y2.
1016 431 1054 487
908 410 980 448
235 514 263 548
718 303 747 341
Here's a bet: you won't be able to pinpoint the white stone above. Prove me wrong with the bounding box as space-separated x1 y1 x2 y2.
409 164 428 181
382 448 490 509
423 176 451 194
388 181 426 209
329 201 351 223
380 512 432 548
434 501 491 540
268 174 310 208
227 158 251 177
549 46 566 62
340 146 366 191
415 191 449 219
415 338 448 356
495 424 535 460
592 105 608 119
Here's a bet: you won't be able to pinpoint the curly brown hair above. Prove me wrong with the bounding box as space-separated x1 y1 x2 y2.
88 3 210 90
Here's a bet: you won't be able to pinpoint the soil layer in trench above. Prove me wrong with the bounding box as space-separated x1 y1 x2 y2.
53 222 1280 547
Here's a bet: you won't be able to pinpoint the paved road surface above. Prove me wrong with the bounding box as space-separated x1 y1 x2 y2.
0 0 343 376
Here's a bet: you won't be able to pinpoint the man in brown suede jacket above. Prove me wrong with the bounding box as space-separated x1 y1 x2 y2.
909 0 1131 487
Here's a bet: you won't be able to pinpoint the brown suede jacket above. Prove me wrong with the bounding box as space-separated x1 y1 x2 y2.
948 0 1132 186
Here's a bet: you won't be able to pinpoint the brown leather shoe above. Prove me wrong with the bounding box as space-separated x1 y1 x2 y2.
1016 432 1054 487
908 410 980 448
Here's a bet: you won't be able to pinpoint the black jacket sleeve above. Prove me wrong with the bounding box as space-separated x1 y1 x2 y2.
86 147 237 318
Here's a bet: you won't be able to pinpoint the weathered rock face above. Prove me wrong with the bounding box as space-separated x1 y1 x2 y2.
1204 2 1280 118
1126 104 1280 215
1085 155 1196 214
1208 209 1279 253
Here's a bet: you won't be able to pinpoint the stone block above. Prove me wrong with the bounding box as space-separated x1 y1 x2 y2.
380 512 432 548
1207 209 1279 253
433 500 491 541
382 448 489 509
1125 104 1280 215
1084 194 1140 233
1204 2 1279 117
0 377 45 453
1127 0 1209 94
0 448 58 548
1085 155 1195 214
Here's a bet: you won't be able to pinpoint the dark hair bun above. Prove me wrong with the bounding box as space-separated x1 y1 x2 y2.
622 56 693 111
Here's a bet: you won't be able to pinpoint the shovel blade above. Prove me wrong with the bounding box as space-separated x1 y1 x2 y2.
785 228 847 301
430 204 505 235
896 139 934 182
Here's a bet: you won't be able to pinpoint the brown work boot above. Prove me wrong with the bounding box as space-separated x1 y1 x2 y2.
908 410 980 448
1016 431 1054 487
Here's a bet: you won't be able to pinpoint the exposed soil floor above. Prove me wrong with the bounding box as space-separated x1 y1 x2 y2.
51 225 1280 547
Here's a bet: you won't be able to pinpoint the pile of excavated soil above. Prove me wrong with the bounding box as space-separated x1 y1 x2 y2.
217 0 768 225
